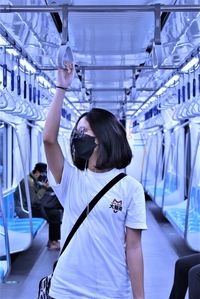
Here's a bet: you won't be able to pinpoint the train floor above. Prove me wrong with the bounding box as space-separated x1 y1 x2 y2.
0 199 195 299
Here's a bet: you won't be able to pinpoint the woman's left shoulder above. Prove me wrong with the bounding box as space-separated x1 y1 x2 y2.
123 174 144 192
123 174 142 185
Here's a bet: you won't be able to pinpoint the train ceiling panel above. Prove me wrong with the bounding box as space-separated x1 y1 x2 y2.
0 0 199 121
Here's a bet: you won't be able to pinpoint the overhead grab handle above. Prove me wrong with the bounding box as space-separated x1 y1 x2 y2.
152 4 162 69
57 43 74 68
57 5 74 68
152 43 162 70
3 47 7 88
154 4 161 46
10 54 15 92
17 57 21 96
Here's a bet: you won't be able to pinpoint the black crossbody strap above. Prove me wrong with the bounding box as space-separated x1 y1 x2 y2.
60 172 127 256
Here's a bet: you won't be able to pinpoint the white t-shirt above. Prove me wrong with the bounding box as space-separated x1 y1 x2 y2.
48 160 147 299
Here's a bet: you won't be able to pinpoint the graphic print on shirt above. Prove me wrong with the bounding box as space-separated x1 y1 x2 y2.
109 199 122 213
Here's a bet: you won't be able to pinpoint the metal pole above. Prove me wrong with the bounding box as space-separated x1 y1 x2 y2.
0 4 200 13
6 123 34 240
161 133 173 209
68 87 156 92
185 132 200 240
77 65 178 71
40 65 178 71
0 166 11 281
153 132 164 203
61 6 69 45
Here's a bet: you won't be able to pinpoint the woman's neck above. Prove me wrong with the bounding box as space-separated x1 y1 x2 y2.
88 150 112 173
88 160 112 173
88 166 110 173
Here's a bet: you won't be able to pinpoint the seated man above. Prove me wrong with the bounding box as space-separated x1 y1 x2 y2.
169 253 200 299
14 162 63 250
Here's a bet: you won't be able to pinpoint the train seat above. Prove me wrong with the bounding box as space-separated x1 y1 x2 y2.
146 180 165 199
146 172 180 207
164 187 200 237
0 217 45 236
0 261 7 282
0 189 46 255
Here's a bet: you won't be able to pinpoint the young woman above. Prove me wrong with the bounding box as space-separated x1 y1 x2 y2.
43 63 147 299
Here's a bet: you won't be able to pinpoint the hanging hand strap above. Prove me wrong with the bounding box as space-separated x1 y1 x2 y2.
59 172 127 256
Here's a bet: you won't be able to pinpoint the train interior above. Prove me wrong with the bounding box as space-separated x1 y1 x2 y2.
0 1 200 298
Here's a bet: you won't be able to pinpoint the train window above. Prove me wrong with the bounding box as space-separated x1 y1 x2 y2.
29 124 44 170
0 122 7 189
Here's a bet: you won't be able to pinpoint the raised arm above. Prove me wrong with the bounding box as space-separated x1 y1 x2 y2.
43 63 74 184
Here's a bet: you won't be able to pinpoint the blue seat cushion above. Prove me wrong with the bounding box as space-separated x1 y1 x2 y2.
165 208 200 233
0 217 46 237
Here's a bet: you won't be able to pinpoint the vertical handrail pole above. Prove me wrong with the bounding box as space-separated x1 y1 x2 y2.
184 132 200 239
0 166 11 281
7 122 34 239
143 135 153 190
153 132 164 202
161 132 173 208
13 126 34 238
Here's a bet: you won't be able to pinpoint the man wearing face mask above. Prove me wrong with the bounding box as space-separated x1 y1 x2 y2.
14 163 62 250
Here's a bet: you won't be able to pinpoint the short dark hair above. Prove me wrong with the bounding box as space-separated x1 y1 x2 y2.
33 163 47 173
70 108 132 170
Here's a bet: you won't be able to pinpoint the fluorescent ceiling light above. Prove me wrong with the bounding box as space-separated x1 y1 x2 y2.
156 86 166 96
131 103 141 109
20 58 36 74
0 35 8 46
6 48 18 56
165 74 180 87
143 103 149 109
135 109 142 115
148 96 157 103
181 57 199 72
126 112 133 116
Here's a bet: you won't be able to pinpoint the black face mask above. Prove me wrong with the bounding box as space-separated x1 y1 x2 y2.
71 134 97 160
38 172 47 182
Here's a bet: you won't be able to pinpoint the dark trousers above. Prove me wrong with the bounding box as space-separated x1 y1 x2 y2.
32 206 62 241
169 253 200 299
